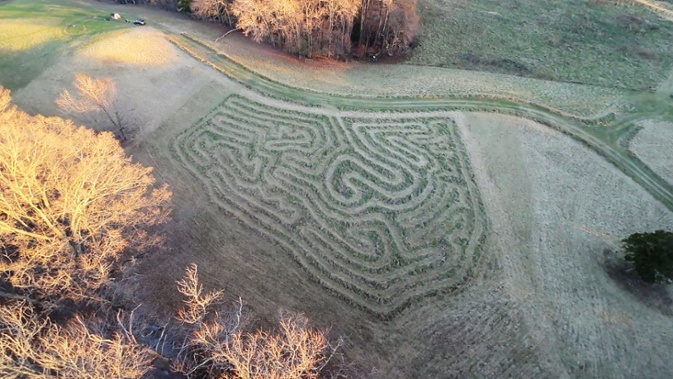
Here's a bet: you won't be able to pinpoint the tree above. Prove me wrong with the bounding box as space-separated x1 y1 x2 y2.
0 300 153 379
222 314 329 379
0 87 165 378
229 0 415 58
1 87 171 305
56 73 130 141
357 0 418 56
191 0 235 26
622 230 673 283
1 89 347 379
172 264 334 379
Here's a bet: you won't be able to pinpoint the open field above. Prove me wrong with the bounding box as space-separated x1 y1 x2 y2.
413 0 673 90
2 0 673 377
0 0 129 90
460 112 673 378
630 120 673 184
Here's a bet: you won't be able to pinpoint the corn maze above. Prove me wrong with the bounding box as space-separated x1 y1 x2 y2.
173 95 487 318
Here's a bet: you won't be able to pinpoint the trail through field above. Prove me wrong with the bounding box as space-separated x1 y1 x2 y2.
631 0 673 22
630 120 673 184
460 112 673 378
161 32 673 215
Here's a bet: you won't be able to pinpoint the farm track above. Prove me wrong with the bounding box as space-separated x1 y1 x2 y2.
161 29 673 319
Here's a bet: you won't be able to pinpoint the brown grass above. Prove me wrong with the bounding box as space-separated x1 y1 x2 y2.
78 28 177 67
0 20 63 52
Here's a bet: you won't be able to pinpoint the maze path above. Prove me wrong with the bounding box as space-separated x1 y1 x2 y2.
173 95 487 318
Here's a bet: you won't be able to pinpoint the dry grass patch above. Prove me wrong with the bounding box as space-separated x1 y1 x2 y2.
459 112 673 378
78 28 177 67
0 19 64 51
630 120 673 184
412 0 673 90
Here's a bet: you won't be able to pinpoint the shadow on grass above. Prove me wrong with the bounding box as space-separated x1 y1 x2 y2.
604 251 673 317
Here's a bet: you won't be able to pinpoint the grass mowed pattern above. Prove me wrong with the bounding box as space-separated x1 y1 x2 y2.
173 95 487 318
4 0 673 376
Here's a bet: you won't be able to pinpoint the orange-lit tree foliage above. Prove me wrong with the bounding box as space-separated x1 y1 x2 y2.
0 87 170 305
0 300 153 379
195 0 417 58
173 264 332 379
57 73 130 141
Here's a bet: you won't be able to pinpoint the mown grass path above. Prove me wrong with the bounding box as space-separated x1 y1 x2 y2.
162 31 673 214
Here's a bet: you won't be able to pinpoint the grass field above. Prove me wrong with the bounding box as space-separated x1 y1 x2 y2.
412 0 673 90
2 0 673 377
0 0 130 90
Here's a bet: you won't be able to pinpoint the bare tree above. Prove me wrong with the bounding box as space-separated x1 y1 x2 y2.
175 263 227 326
191 0 235 27
56 73 130 141
172 264 332 379
231 0 277 45
0 87 171 305
172 264 246 378
358 0 418 56
222 313 329 379
0 300 153 379
229 0 416 58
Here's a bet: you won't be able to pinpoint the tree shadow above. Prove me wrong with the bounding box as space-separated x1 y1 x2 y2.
603 250 673 317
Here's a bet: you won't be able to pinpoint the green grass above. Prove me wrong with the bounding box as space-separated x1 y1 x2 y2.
0 0 129 90
412 0 673 90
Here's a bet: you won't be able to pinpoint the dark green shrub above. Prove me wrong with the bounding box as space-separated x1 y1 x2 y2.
622 230 673 283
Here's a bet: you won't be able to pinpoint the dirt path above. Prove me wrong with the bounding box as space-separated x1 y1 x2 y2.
631 0 673 22
630 120 673 184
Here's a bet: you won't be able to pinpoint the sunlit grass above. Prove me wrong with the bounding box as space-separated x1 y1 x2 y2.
0 0 129 90
0 20 64 52
78 28 177 67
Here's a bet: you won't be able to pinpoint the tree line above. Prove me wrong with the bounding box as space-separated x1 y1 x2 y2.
117 0 419 59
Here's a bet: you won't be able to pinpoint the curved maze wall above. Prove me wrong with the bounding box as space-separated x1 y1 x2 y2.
173 95 487 318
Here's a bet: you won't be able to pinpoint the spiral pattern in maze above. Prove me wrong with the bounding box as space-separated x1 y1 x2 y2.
173 95 486 317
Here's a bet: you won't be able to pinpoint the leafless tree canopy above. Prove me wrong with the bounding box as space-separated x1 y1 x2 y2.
357 0 419 57
0 301 153 379
57 73 131 141
192 0 235 25
173 264 332 379
1 87 171 305
189 0 417 58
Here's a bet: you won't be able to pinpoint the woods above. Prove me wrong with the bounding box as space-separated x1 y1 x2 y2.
190 0 418 58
